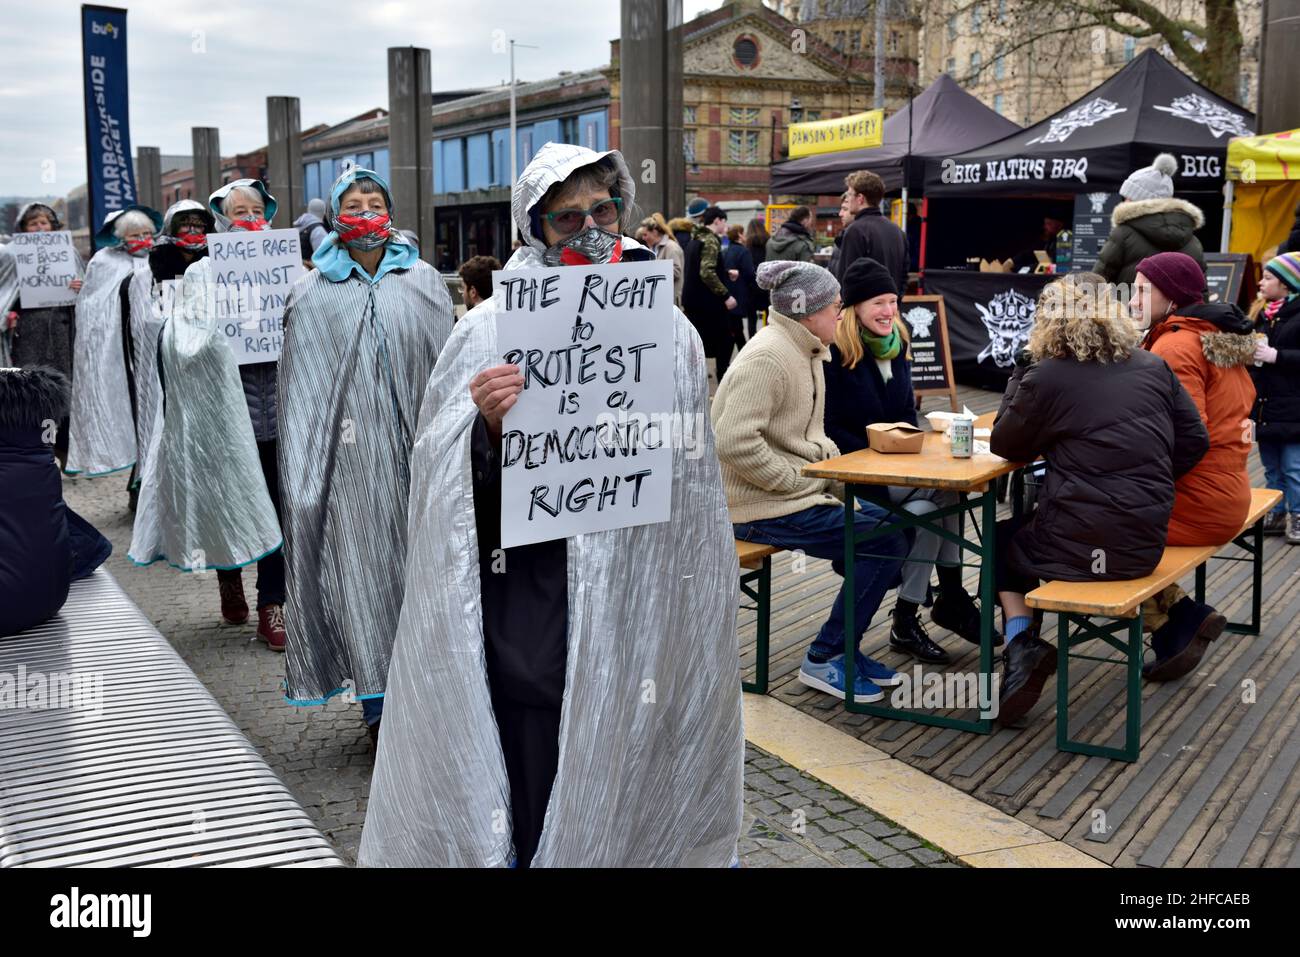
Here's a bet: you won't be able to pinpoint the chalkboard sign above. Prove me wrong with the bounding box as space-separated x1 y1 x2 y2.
1203 253 1252 308
1070 192 1120 273
900 295 958 411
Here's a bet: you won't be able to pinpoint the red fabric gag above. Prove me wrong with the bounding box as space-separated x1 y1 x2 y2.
335 212 392 244
557 237 623 266
229 218 269 232
174 231 207 248
125 237 153 254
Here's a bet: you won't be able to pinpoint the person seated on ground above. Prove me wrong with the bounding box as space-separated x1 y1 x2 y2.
988 272 1208 726
457 254 502 312
1 367 110 638
823 257 999 664
714 259 907 704
1128 252 1257 681
1250 252 1300 545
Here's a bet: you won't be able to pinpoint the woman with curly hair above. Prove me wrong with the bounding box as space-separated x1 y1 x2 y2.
987 272 1209 726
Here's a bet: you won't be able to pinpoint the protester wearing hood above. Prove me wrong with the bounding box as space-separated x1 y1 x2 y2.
835 172 908 295
1 367 110 637
824 257 997 663
1128 252 1256 681
682 205 738 384
293 197 330 263
278 167 452 738
1251 252 1300 545
766 206 816 264
66 204 162 481
0 203 84 467
359 143 742 868
1097 154 1205 288
989 273 1208 725
143 180 286 644
119 199 216 510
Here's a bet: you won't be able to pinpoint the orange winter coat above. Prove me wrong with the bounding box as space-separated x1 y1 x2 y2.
1144 305 1257 546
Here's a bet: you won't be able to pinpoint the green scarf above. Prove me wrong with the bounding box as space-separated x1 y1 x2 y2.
862 325 901 361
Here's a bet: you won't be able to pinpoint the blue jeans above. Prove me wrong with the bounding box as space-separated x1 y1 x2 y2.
734 501 906 660
1258 439 1300 514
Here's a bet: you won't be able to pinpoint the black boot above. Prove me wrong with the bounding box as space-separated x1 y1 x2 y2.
889 606 951 664
931 588 1004 647
996 626 1056 727
1143 598 1226 682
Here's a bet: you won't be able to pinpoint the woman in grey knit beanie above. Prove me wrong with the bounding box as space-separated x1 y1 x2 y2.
757 259 841 318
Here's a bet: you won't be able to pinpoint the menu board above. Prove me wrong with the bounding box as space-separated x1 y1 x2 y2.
1203 253 1251 307
1070 192 1121 274
899 295 958 411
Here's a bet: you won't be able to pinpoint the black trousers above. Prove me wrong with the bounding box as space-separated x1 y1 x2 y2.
216 438 285 608
985 513 1041 597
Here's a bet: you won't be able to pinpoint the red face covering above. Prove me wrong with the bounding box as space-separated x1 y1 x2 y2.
125 237 153 254
228 218 269 232
174 231 207 248
335 212 392 244
557 237 623 266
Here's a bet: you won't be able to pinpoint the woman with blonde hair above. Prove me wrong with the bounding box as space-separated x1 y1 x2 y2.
988 272 1209 726
638 211 684 304
824 257 992 664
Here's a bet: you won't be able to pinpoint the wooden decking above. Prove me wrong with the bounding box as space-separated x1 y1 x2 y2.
736 384 1300 867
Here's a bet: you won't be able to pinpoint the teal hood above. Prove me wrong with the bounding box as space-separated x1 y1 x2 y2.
312 167 418 283
94 204 164 247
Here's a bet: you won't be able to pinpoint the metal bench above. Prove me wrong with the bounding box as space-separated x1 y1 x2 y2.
0 569 342 868
1026 488 1283 763
737 540 779 695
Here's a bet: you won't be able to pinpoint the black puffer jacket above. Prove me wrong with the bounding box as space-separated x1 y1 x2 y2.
1251 295 1300 442
992 349 1208 581
1097 197 1206 288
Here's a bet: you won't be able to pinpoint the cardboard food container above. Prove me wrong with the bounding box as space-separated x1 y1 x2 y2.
866 421 925 454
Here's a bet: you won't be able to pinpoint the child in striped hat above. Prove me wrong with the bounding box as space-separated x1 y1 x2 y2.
1252 252 1300 543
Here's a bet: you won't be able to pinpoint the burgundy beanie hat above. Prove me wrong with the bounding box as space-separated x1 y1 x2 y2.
1135 251 1206 308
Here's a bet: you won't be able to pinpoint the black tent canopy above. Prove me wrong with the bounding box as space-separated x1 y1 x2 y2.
924 49 1254 197
770 73 1020 196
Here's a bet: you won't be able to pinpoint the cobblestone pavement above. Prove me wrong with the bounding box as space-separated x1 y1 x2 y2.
63 471 959 868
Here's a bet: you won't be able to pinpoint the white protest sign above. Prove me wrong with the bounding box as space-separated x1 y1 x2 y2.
494 259 675 549
11 231 80 308
205 228 305 364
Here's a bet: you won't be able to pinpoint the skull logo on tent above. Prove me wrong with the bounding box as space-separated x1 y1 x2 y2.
975 289 1036 367
1087 192 1109 214
903 305 935 339
1153 94 1253 139
1027 98 1128 144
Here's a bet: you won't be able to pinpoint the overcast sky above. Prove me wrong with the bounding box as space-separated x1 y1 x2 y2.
2 0 722 197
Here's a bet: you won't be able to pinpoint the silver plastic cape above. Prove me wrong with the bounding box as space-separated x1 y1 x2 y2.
66 245 144 475
358 142 743 868
278 251 453 703
127 256 282 570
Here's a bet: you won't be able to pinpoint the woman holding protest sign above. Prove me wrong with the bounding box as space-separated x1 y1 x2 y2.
277 166 453 740
119 199 216 510
66 204 162 483
359 142 742 868
0 203 84 466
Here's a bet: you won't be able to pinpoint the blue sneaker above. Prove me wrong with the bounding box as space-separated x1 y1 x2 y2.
799 652 885 703
854 650 902 687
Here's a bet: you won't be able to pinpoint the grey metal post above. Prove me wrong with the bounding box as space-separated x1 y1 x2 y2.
191 127 222 203
136 146 163 212
619 0 685 221
387 47 436 264
266 96 304 226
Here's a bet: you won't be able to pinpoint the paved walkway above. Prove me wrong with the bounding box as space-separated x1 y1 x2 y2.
62 471 958 868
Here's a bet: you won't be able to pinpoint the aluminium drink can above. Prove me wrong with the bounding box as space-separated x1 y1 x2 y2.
950 417 973 458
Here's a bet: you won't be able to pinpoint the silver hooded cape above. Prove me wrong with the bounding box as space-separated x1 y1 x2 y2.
358 143 743 868
66 245 145 475
127 255 282 570
278 241 453 703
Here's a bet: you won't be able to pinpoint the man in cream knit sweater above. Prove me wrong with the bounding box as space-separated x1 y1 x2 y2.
713 260 906 703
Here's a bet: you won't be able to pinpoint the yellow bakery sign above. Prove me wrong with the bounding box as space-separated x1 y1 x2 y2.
788 110 883 158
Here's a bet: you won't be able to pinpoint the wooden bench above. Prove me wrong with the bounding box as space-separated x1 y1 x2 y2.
736 540 780 695
1026 488 1283 763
